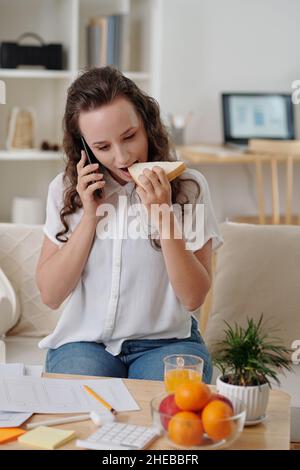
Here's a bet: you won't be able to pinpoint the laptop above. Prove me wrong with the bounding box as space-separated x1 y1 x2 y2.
221 93 295 149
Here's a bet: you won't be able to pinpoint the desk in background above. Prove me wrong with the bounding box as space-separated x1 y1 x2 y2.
1 373 291 450
177 144 300 225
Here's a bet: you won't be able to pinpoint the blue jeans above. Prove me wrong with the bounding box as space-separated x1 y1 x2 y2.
45 317 212 383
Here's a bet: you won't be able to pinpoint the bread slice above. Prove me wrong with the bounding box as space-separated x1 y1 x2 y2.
128 161 186 189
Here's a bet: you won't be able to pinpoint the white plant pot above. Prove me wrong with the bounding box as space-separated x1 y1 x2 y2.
216 375 270 423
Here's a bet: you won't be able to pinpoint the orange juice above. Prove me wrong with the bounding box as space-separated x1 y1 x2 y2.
164 368 202 393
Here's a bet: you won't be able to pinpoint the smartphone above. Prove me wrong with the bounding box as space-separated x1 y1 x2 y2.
80 135 105 199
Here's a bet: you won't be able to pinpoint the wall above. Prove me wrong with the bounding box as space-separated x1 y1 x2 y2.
158 0 300 221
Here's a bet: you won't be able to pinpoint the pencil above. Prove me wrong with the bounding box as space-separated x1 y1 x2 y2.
83 385 117 415
26 414 91 430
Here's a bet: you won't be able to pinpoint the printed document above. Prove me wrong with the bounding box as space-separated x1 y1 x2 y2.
0 377 139 414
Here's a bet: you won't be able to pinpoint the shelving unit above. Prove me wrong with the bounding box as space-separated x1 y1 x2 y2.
0 0 162 222
0 70 73 79
0 150 62 161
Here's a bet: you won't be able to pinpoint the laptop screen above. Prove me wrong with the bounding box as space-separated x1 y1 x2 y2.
222 93 295 145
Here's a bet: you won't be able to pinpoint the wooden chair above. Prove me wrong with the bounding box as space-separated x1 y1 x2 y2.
201 140 300 333
234 139 300 225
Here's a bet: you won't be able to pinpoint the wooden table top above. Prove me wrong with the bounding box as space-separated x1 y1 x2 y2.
177 144 300 165
2 373 291 450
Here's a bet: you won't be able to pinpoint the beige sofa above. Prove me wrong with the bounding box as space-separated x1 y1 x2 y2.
0 223 63 365
0 221 299 441
202 222 300 442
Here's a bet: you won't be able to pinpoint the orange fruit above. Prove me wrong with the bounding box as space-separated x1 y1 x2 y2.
202 399 234 441
174 380 212 411
168 411 203 446
207 393 234 412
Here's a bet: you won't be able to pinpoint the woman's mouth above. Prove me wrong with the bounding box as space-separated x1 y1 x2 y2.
118 161 138 177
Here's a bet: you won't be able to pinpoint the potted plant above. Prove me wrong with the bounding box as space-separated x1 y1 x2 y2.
213 315 293 424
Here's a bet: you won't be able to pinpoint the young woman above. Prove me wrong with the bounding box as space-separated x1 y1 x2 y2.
36 66 222 382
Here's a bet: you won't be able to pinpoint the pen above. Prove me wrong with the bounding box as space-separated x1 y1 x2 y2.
83 385 117 415
26 414 91 430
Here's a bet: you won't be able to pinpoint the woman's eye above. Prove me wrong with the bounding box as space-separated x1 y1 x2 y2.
97 134 135 150
124 134 135 140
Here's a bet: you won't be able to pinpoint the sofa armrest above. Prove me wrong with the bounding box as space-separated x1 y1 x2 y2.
0 268 20 336
0 339 6 362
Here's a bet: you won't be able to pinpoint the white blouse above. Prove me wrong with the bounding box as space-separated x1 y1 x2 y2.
38 167 223 355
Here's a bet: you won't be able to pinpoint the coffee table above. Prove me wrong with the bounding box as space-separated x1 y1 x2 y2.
2 373 291 450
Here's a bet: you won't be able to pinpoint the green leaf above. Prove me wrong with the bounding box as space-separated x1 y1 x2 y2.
212 314 294 387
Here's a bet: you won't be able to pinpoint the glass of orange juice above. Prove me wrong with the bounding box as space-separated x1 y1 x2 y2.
163 354 203 393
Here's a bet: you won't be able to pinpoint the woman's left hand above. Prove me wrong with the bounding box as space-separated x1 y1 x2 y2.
135 166 172 223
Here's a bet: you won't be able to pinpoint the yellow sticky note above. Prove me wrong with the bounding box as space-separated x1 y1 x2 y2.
18 426 76 450
0 427 26 444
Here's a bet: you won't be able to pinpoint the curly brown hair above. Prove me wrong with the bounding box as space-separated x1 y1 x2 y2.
56 66 200 250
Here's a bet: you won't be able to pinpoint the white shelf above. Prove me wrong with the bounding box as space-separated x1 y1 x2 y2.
0 69 150 81
0 0 161 221
0 69 73 79
0 150 63 161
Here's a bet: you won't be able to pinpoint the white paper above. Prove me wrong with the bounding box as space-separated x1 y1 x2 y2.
0 363 32 427
0 411 32 428
0 363 42 378
0 363 25 377
0 377 140 414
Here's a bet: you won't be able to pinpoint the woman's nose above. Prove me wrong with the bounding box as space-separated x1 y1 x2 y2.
114 145 130 166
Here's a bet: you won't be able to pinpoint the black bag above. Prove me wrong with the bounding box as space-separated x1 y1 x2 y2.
0 32 63 70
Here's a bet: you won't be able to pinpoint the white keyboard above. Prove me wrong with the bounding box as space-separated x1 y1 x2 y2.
76 422 160 450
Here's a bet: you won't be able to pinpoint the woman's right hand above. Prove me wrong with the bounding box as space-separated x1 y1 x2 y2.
76 150 106 218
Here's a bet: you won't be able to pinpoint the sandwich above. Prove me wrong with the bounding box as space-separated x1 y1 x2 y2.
128 161 186 189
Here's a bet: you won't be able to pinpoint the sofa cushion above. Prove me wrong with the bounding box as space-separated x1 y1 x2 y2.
0 223 62 337
204 222 300 351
